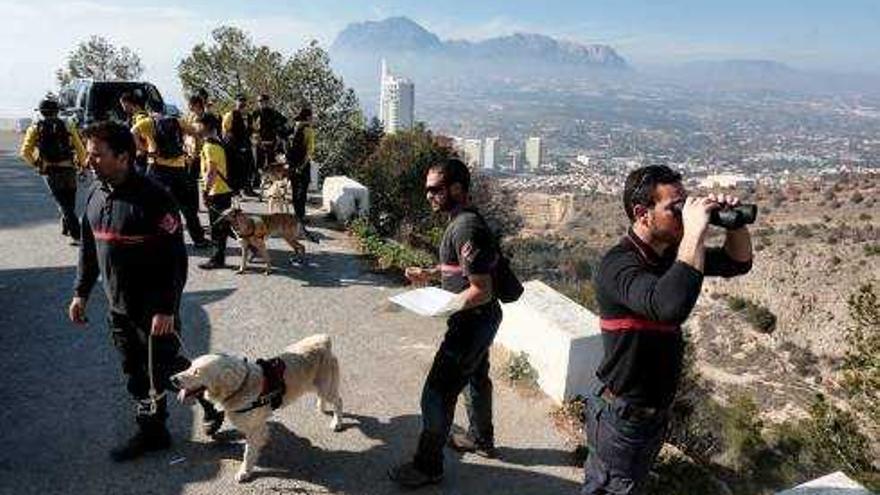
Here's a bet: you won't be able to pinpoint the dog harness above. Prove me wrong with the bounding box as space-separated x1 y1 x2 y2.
234 358 287 413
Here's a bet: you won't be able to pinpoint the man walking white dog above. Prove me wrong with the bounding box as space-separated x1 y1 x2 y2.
68 121 223 462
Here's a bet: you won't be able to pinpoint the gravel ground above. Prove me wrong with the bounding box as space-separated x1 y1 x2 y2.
0 132 582 494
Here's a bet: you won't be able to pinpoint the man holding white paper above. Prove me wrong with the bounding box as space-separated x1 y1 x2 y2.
388 158 503 488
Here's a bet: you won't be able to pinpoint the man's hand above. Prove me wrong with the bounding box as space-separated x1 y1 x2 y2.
405 267 436 287
151 314 175 336
68 296 88 325
680 196 718 240
708 193 740 208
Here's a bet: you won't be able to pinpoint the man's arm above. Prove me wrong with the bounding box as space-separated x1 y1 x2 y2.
221 112 233 140
703 228 753 277
18 125 39 168
73 212 99 299
602 255 704 324
68 124 87 170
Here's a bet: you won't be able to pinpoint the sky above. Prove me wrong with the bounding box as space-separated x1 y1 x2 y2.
3 0 879 116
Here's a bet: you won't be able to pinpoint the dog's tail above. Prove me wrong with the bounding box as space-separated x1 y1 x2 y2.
296 333 332 353
300 224 321 244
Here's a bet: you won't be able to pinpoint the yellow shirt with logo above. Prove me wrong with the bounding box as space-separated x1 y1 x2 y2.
200 140 230 196
131 111 186 168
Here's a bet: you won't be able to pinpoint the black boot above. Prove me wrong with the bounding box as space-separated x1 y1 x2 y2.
110 398 171 462
389 431 444 488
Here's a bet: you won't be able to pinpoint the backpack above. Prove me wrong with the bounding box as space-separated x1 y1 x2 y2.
152 117 184 159
216 138 246 193
466 209 524 303
37 118 72 163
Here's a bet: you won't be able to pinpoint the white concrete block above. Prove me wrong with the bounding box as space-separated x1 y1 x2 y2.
321 176 369 223
775 471 872 495
496 280 603 403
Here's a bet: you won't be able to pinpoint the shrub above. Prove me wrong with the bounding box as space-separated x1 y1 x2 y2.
851 191 864 204
863 244 880 256
841 283 880 431
348 218 435 273
727 296 776 333
506 351 538 386
792 224 813 238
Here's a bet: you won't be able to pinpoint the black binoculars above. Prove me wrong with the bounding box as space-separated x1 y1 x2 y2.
672 202 758 230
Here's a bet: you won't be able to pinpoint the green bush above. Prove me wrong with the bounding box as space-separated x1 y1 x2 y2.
727 295 776 333
841 282 880 431
863 244 880 256
348 218 435 273
506 351 538 386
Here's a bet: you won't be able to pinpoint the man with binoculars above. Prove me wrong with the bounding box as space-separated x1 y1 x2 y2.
583 165 754 495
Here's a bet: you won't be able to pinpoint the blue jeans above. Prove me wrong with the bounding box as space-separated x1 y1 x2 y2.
413 301 502 475
582 382 669 494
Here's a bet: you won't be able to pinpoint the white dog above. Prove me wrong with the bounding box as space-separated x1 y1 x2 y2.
265 179 290 214
172 334 343 482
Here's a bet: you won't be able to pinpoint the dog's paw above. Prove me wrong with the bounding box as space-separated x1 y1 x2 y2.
235 468 254 483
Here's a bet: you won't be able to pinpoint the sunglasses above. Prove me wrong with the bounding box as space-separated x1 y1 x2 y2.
426 184 447 195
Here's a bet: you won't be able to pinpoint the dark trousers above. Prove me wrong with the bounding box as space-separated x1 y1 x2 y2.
289 162 310 220
109 312 190 423
413 302 502 476
254 140 276 188
582 382 669 495
232 144 255 193
184 156 202 214
43 167 79 240
206 193 233 263
147 164 206 243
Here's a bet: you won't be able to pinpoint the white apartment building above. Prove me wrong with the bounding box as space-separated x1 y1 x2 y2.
379 60 414 134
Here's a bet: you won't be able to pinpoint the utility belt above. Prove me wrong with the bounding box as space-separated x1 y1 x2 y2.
147 156 186 169
594 382 667 422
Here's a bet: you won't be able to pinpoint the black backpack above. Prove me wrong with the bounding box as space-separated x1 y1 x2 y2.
37 118 72 163
152 117 184 159
467 209 524 303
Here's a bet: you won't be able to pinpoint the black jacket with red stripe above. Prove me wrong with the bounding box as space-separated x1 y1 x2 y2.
74 172 188 323
593 229 752 409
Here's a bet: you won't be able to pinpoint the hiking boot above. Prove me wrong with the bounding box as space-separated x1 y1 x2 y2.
109 424 171 462
448 432 497 458
198 259 226 270
387 462 442 489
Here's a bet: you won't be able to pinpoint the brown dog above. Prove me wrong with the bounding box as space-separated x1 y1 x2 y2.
221 207 318 275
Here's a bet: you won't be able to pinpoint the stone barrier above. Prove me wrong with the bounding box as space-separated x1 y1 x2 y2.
322 176 369 223
496 280 603 403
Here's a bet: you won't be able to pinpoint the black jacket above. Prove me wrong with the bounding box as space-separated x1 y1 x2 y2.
593 229 752 408
74 172 188 322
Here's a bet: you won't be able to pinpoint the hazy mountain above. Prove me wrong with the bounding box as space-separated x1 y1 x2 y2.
331 16 627 68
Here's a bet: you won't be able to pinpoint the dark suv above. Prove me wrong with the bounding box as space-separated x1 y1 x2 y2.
57 79 178 127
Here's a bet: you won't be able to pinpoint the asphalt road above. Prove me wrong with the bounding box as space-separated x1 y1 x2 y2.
0 132 582 494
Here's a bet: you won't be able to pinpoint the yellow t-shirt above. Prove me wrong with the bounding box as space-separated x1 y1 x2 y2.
200 140 230 196
131 112 185 168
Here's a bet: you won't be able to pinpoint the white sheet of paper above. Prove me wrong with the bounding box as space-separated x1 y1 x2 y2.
389 287 457 317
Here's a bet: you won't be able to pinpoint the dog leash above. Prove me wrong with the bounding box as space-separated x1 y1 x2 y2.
144 331 191 415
